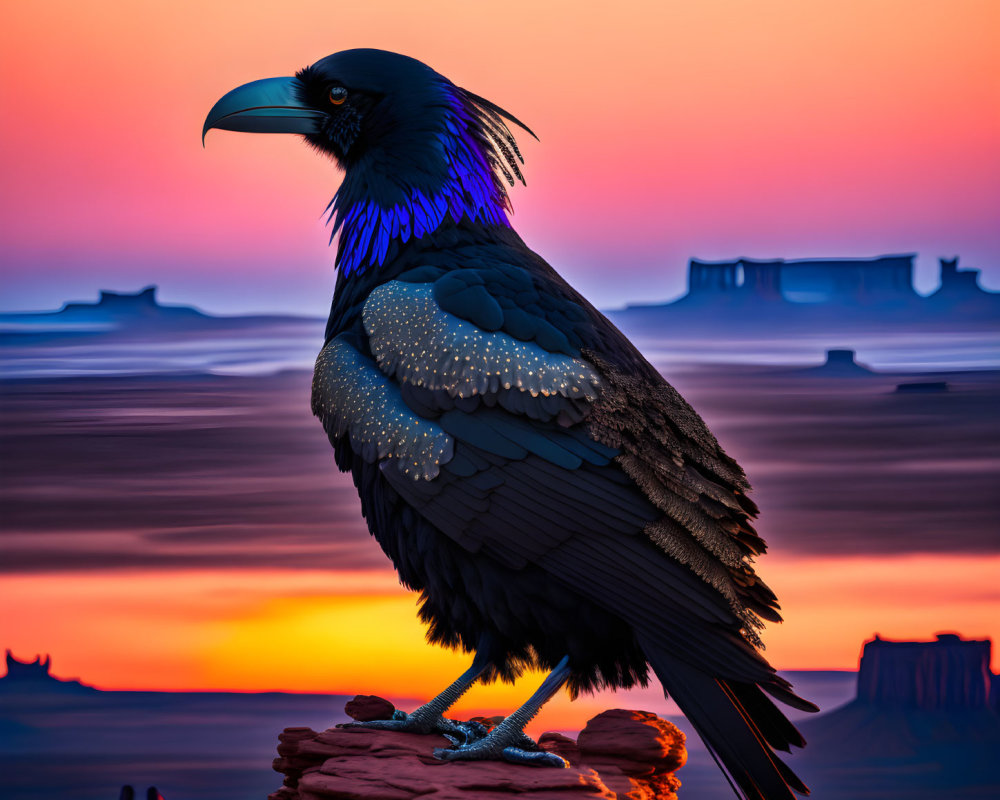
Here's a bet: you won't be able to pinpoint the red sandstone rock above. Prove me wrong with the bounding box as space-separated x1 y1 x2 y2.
270 698 686 800
575 710 686 800
538 731 582 764
344 695 397 722
577 709 687 772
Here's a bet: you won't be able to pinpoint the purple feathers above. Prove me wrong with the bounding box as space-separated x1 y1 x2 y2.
331 83 527 278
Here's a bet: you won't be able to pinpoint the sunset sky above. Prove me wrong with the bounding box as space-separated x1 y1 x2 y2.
2 0 999 727
2 0 998 315
4 552 998 729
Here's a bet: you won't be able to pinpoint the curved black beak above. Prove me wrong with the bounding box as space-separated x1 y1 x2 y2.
202 77 323 145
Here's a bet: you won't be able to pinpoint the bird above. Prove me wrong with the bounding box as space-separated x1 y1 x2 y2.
204 48 817 799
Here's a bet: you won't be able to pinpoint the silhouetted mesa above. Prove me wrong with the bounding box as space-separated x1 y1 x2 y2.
934 257 991 305
77 287 159 311
0 285 208 331
789 633 1000 797
0 650 96 695
56 286 206 323
614 255 999 331
57 286 207 325
0 286 328 338
687 254 917 306
2 651 53 683
856 633 994 711
795 348 875 377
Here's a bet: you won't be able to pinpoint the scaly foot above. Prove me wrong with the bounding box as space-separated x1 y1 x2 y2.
341 708 487 745
434 726 569 767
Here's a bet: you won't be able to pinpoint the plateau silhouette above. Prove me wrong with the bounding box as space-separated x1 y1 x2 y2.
611 254 999 334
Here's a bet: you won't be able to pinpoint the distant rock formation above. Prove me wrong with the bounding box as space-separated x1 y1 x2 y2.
0 285 208 330
0 650 95 694
795 348 875 377
56 286 206 323
270 696 686 800
791 632 1000 796
930 257 997 314
80 286 160 311
614 254 999 332
686 254 919 306
0 286 325 337
856 632 994 711
2 651 52 682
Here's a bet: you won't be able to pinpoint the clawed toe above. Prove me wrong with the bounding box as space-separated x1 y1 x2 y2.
340 709 433 734
440 719 489 746
433 740 568 767
340 710 488 745
502 747 569 767
433 731 569 768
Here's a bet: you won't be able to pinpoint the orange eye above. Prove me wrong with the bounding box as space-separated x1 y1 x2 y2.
329 86 348 105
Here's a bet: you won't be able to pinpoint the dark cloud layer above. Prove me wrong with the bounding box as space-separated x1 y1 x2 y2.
1 368 998 574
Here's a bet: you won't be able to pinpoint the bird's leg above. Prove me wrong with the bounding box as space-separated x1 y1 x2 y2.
341 645 491 742
434 655 572 768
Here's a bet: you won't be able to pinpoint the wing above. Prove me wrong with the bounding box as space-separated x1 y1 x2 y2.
314 261 782 662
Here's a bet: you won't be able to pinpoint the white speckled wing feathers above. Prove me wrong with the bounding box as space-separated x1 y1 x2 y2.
363 281 602 401
312 336 453 480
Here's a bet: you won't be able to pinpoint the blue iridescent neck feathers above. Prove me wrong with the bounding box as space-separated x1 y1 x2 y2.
329 82 530 278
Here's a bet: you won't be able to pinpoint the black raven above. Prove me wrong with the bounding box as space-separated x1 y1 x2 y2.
204 48 817 799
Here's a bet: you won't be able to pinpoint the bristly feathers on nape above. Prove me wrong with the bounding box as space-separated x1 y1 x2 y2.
328 81 537 279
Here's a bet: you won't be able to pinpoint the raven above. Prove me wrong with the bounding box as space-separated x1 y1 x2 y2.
205 48 817 799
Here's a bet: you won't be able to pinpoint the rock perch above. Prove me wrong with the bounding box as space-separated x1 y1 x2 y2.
270 696 686 800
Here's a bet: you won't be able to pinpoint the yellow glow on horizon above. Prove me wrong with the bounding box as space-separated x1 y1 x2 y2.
3 553 997 700
760 553 1000 670
200 592 468 696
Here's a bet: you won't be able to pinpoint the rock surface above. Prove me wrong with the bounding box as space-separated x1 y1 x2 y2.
270 697 686 800
343 695 397 723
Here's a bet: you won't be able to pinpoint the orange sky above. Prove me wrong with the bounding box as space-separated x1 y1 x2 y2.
3 553 997 720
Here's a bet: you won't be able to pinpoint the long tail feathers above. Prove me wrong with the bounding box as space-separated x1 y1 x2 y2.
641 638 814 800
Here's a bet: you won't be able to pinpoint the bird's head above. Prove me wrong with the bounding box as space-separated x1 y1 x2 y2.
204 49 535 277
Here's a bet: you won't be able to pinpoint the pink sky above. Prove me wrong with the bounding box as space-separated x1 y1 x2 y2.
1 0 998 314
